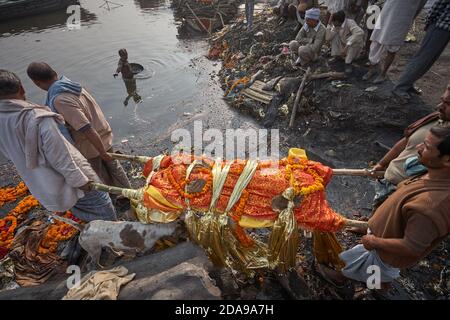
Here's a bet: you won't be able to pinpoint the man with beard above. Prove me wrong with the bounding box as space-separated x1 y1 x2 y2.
370 84 450 207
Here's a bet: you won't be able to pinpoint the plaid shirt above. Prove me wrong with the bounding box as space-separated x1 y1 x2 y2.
426 0 450 32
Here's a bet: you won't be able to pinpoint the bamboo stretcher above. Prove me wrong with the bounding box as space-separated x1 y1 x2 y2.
96 152 382 230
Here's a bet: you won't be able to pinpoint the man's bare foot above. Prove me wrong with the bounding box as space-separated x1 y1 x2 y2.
314 262 346 288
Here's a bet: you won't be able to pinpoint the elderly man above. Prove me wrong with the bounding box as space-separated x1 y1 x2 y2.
289 8 326 66
325 10 365 73
26 62 131 200
370 84 450 207
317 126 450 291
293 0 320 33
0 70 116 222
363 0 427 84
392 0 450 102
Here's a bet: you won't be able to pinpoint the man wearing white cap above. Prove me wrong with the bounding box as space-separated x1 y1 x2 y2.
289 8 326 66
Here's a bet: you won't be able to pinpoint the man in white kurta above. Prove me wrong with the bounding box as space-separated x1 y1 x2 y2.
326 10 365 73
0 70 116 221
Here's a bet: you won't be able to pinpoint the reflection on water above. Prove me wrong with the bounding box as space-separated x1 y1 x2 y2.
0 7 97 36
134 0 167 12
0 0 211 147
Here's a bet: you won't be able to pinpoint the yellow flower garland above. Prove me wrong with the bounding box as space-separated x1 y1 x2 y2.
285 160 324 197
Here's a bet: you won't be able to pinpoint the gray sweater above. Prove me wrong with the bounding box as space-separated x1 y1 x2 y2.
294 22 327 55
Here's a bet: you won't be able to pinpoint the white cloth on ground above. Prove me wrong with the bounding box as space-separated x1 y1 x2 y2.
63 266 135 300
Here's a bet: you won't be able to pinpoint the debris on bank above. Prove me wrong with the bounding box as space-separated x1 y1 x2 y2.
205 5 436 183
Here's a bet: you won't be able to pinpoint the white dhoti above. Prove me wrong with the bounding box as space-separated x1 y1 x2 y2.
368 41 401 65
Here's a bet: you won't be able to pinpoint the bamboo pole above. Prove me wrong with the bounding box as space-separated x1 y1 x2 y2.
308 71 346 80
289 67 311 128
108 152 385 178
90 182 142 201
107 153 151 164
344 218 368 230
91 182 129 195
333 169 385 179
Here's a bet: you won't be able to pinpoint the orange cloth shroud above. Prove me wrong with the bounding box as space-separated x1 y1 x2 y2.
141 151 346 233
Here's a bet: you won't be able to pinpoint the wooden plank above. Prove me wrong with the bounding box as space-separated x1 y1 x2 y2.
244 87 273 99
242 89 272 104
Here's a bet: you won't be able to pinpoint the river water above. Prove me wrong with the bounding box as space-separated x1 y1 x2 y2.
0 0 220 147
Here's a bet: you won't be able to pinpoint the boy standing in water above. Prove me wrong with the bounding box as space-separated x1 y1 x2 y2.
114 48 134 80
113 49 142 106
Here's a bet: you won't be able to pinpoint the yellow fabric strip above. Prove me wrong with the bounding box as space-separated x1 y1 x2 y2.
225 160 258 213
239 216 274 228
145 185 183 210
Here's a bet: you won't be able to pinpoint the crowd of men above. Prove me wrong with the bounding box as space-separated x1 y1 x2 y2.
0 0 449 296
244 0 449 92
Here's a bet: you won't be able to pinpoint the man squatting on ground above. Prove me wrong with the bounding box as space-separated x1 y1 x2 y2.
289 7 327 66
0 70 117 222
325 9 365 74
274 0 318 30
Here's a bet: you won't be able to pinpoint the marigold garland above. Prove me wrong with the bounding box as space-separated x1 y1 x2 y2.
0 182 80 255
285 160 324 197
167 167 213 200
38 211 81 254
0 182 29 206
165 157 324 248
0 193 40 249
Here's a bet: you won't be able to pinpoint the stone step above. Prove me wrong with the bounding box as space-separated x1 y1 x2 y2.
0 242 220 300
